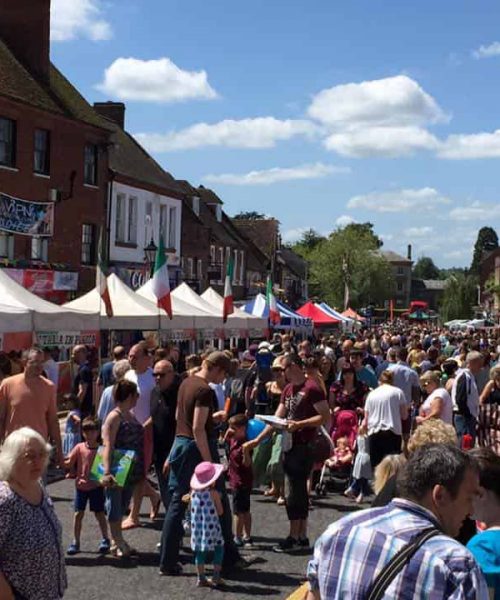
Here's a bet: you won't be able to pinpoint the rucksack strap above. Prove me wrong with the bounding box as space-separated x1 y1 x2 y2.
366 528 441 600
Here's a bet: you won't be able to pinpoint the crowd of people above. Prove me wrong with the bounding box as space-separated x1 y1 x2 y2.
0 324 500 597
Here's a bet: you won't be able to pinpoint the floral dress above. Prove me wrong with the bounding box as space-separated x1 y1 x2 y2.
190 489 224 552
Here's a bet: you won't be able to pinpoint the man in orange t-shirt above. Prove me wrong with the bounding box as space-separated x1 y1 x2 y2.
0 348 63 466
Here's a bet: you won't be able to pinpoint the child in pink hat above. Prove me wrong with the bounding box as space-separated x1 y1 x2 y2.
189 461 225 587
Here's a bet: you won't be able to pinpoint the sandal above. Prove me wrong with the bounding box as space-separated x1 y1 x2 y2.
277 496 286 505
110 542 130 558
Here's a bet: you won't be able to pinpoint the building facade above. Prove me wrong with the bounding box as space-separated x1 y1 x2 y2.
380 249 413 309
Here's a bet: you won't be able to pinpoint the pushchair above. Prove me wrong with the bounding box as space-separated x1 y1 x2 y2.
315 409 358 496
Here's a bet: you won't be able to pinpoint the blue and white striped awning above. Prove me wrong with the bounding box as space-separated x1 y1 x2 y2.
318 302 353 323
244 293 313 330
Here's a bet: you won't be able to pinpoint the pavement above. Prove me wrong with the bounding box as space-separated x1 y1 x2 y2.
50 477 367 600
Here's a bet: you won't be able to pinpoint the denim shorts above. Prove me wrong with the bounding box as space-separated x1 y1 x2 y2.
104 485 134 522
75 487 105 513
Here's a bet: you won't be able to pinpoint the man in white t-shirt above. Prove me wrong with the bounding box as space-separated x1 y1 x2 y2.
363 370 408 469
123 342 160 529
42 347 59 390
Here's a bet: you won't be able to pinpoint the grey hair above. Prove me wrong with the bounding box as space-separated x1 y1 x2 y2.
466 351 483 365
0 427 52 480
21 347 43 362
112 359 132 381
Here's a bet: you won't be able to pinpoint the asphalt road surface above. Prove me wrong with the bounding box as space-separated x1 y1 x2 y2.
50 476 365 600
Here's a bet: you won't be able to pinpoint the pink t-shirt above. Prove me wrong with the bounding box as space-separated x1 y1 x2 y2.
68 442 99 491
0 373 56 441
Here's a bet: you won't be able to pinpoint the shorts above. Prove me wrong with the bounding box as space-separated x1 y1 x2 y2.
232 487 251 514
75 487 105 513
104 485 134 522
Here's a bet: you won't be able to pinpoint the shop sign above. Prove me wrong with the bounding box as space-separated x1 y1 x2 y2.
0 193 54 236
35 331 99 348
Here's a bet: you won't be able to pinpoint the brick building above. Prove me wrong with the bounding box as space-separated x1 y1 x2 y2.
380 249 413 309
0 0 112 300
480 247 500 314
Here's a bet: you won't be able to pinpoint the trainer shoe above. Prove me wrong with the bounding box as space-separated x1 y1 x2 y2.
243 537 254 548
67 542 80 555
273 536 298 553
233 536 244 547
98 538 111 554
297 537 310 549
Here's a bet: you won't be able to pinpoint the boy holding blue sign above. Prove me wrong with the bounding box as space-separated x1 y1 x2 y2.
65 417 110 555
226 414 254 547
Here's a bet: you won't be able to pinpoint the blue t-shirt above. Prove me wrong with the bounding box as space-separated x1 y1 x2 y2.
98 361 115 388
467 529 500 599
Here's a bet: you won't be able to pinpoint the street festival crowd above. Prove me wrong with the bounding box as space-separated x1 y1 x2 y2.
2 327 500 597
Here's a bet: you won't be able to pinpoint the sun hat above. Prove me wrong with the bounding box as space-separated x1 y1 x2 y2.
190 461 225 491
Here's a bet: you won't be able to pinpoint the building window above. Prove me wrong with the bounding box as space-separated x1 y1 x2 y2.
0 117 16 168
84 143 98 185
197 259 202 280
397 281 404 292
218 247 224 283
187 258 194 279
115 193 126 243
239 250 244 285
0 233 14 259
144 201 153 244
168 206 177 249
210 245 215 264
34 129 50 175
215 205 222 222
159 204 168 244
127 196 138 244
81 223 96 265
397 266 404 275
233 249 238 285
31 237 48 262
192 195 200 216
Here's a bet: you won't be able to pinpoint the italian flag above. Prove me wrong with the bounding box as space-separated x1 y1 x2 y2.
223 257 234 323
151 236 172 319
97 229 113 318
266 275 280 325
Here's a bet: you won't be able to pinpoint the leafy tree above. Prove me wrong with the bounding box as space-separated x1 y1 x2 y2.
233 211 266 220
470 227 499 274
412 256 442 280
342 222 383 248
307 226 394 308
440 274 477 321
290 229 326 255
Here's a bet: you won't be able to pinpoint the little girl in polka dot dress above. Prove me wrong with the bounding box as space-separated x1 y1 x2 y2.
190 461 225 587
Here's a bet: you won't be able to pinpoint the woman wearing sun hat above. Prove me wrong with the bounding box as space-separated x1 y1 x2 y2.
189 461 225 588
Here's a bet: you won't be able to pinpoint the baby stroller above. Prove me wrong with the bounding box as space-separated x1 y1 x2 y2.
315 409 358 496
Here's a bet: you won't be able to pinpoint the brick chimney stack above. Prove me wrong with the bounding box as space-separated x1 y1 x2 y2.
93 102 126 129
0 0 51 83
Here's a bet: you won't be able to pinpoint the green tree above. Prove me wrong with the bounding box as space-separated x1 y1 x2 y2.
307 226 394 308
412 256 441 279
440 274 477 321
290 229 325 254
233 211 266 220
470 227 499 274
343 222 383 248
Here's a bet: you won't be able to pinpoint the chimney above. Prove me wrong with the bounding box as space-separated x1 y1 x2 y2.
0 0 51 83
407 244 412 261
93 102 126 129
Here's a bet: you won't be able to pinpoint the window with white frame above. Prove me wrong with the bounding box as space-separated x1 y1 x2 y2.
159 204 168 244
187 258 194 279
115 193 126 243
127 196 138 244
197 259 202 280
233 249 238 285
239 250 244 285
218 247 224 283
31 237 48 261
192 195 200 216
144 201 153 244
168 206 177 248
0 233 14 259
210 245 216 264
216 205 222 222
81 223 96 265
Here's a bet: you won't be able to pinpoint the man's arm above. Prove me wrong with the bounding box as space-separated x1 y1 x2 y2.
192 405 212 462
47 387 63 466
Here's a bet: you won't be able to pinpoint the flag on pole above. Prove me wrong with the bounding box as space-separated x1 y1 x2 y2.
151 236 172 319
97 229 113 318
266 275 280 325
223 257 234 323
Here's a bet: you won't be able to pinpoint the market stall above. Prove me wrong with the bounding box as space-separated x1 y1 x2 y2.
296 301 341 328
201 287 267 337
244 293 313 333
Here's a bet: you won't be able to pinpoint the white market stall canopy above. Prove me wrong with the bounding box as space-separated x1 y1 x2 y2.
0 303 33 333
0 269 98 331
201 287 267 334
65 273 193 330
137 280 217 330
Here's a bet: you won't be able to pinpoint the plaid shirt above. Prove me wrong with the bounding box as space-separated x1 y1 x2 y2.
307 499 489 599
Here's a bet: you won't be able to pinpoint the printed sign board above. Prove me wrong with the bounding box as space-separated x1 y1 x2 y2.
0 193 54 236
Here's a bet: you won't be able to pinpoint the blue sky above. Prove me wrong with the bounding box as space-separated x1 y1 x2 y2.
51 0 500 268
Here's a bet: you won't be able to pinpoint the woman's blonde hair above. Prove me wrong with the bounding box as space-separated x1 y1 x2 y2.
0 427 51 480
374 454 403 495
407 419 457 455
490 365 500 380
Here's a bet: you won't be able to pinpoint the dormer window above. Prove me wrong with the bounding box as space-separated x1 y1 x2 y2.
215 204 222 222
192 195 200 216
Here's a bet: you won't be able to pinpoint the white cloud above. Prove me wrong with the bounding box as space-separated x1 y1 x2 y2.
51 0 112 41
135 118 317 151
335 215 357 228
437 130 500 159
324 126 439 158
307 75 447 158
472 41 500 59
347 187 451 213
203 162 348 186
449 201 500 221
404 226 434 237
281 228 310 244
96 57 217 103
380 233 394 242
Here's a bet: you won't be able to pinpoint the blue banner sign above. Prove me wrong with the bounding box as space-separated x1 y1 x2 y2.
0 192 54 236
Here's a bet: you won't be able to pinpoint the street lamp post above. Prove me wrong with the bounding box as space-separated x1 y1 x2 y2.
144 237 157 278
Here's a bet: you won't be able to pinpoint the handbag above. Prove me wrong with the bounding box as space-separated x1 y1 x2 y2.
366 527 440 600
